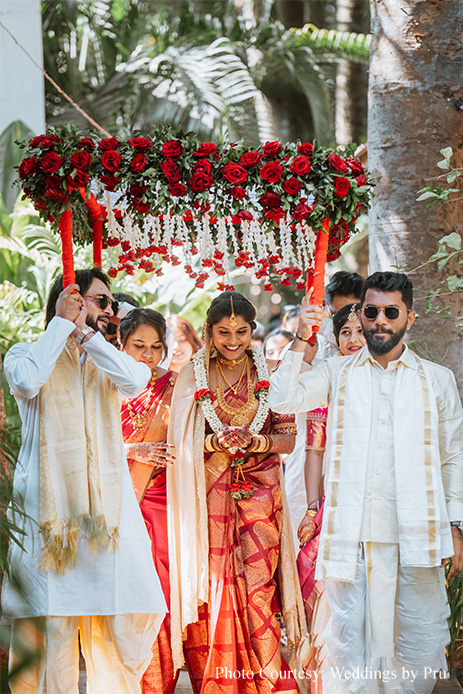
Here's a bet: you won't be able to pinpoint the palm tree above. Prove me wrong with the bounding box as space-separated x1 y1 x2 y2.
368 0 463 387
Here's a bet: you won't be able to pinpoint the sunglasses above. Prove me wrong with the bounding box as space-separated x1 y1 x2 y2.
362 305 409 320
85 294 119 314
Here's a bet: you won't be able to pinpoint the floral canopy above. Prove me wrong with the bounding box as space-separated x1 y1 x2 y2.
17 124 373 300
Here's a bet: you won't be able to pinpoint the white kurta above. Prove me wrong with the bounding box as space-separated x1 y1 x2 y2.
3 317 167 619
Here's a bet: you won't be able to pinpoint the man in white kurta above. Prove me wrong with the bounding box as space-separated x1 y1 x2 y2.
3 269 166 693
269 271 463 693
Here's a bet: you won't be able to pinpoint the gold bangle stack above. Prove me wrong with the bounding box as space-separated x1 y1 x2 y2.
204 434 215 452
305 509 317 518
248 434 271 454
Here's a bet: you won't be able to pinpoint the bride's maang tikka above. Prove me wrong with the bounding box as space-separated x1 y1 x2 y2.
230 296 237 327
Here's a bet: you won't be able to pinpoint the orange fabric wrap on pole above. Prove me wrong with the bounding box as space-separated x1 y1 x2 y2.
80 189 105 267
59 207 75 288
306 216 330 343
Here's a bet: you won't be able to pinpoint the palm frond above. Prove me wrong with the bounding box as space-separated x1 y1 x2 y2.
289 24 371 66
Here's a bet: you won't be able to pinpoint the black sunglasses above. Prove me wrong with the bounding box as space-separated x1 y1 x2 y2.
85 294 119 314
362 305 409 320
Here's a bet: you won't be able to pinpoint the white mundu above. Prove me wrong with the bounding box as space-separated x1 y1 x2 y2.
3 317 167 694
270 344 463 694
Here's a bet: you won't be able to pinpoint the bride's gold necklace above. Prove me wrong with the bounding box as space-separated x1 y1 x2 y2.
125 371 156 430
215 360 257 426
217 354 248 395
217 353 247 371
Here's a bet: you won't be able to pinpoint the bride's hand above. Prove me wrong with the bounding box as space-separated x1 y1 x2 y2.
126 442 175 467
297 515 316 547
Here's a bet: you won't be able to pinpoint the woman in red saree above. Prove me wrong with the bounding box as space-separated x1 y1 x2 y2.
119 308 177 694
167 292 308 694
296 303 365 692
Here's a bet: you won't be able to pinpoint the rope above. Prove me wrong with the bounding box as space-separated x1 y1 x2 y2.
0 20 111 137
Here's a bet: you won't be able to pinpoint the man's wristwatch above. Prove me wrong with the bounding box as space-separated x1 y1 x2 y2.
75 327 95 344
450 521 463 534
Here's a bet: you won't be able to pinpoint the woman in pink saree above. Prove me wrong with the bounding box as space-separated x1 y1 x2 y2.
167 292 308 694
120 308 177 694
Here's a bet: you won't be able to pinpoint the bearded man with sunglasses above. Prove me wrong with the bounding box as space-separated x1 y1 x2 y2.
270 271 463 693
3 268 166 693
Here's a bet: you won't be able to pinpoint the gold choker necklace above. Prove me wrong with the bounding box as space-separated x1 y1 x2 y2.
217 354 246 371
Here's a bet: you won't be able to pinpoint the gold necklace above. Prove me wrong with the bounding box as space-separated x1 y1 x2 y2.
215 361 257 426
217 353 246 371
217 355 248 395
125 372 156 430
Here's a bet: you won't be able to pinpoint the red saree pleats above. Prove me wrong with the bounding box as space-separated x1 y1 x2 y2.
183 411 297 693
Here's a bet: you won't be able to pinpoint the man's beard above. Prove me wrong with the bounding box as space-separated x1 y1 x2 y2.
86 314 108 336
363 324 407 355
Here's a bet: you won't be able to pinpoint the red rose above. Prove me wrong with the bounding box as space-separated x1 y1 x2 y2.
108 268 118 278
169 183 187 197
162 140 183 159
66 170 89 189
235 210 253 222
346 157 364 176
327 247 341 261
40 134 61 149
34 198 48 211
130 153 147 172
230 186 247 200
194 142 217 158
262 141 282 157
260 192 281 209
45 188 66 200
29 135 45 148
45 175 62 188
327 153 348 173
132 200 150 213
128 137 152 152
78 137 95 151
161 159 181 183
70 151 92 169
264 208 285 223
356 174 367 187
260 161 283 183
41 152 63 173
222 162 247 185
99 137 121 150
240 151 262 167
240 481 253 492
292 200 313 220
282 177 302 195
297 142 313 156
334 177 350 198
101 150 122 172
100 174 120 191
18 156 39 179
289 156 311 176
130 183 147 198
194 160 212 175
188 171 214 192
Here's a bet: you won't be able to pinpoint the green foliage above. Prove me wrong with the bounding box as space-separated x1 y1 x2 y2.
289 23 371 66
417 147 462 207
446 561 463 674
0 122 35 212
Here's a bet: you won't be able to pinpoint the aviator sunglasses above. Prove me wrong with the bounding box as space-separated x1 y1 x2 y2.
85 294 119 314
362 305 409 320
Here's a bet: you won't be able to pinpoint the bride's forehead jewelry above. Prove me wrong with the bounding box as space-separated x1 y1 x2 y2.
230 296 237 327
348 306 358 322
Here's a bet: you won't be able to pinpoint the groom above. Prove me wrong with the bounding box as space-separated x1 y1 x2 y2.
269 271 463 693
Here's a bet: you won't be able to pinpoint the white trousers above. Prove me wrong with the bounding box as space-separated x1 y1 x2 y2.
321 543 450 694
9 613 164 694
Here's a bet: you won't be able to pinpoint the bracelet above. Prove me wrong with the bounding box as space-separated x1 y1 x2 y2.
295 333 310 343
305 509 317 518
249 434 271 454
204 434 215 452
75 326 95 345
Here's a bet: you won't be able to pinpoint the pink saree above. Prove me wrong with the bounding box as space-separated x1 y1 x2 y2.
121 370 178 694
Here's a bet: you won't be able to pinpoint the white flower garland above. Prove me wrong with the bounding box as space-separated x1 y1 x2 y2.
193 343 270 434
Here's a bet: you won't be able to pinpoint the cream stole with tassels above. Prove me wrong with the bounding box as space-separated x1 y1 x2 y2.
38 336 123 574
316 348 454 582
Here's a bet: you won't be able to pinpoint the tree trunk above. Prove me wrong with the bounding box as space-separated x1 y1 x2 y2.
336 0 369 145
368 0 463 389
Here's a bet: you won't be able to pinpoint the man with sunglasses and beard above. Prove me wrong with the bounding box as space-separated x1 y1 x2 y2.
269 271 463 693
3 268 166 693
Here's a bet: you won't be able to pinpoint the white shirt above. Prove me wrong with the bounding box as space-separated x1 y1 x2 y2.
3 317 167 619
